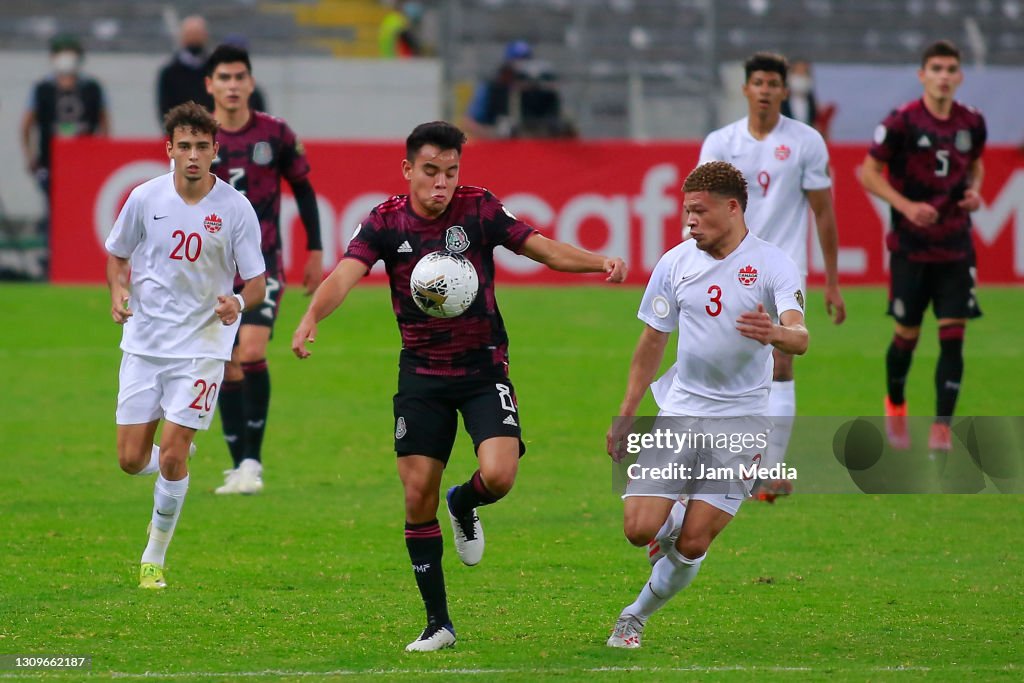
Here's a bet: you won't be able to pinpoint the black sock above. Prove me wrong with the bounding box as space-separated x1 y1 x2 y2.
449 470 503 517
886 334 918 405
935 325 965 423
218 380 246 468
242 359 270 463
405 520 449 627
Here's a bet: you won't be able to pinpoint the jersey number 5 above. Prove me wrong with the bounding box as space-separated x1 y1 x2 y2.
935 150 950 178
706 285 723 317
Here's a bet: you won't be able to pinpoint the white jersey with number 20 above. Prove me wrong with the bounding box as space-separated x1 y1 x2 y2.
639 233 804 417
105 173 265 361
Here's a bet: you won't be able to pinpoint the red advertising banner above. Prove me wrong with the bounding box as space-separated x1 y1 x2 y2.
51 138 1024 285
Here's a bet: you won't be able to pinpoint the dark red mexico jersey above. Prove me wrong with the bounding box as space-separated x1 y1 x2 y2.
869 98 986 262
345 186 536 377
212 111 310 259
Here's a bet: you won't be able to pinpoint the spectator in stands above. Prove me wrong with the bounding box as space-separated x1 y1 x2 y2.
781 59 833 140
20 34 109 248
223 33 269 112
462 40 574 140
157 15 214 122
378 1 424 58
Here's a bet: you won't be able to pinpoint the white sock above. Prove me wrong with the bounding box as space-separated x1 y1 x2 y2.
134 445 161 476
765 380 796 469
141 474 189 566
134 443 195 476
654 499 687 545
623 552 706 619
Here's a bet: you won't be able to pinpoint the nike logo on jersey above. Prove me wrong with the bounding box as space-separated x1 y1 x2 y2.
153 215 168 220
398 241 413 253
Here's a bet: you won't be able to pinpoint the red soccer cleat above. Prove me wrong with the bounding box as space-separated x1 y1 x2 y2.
753 479 794 504
884 397 910 450
928 422 952 452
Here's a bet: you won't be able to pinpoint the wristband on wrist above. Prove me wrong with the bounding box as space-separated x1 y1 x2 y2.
233 293 246 312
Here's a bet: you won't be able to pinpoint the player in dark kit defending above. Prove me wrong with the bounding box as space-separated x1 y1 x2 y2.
292 121 627 651
205 44 324 494
859 40 986 452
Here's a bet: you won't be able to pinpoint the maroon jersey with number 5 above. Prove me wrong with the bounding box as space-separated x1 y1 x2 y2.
869 98 986 262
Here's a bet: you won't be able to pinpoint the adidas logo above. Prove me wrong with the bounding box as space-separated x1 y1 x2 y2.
397 240 413 253
917 134 932 148
503 414 518 426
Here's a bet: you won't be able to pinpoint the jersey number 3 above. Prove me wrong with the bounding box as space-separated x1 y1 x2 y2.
706 285 723 317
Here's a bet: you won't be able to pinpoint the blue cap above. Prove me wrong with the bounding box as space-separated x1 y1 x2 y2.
504 40 532 61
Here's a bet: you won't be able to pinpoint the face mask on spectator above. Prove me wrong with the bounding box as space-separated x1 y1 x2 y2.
788 74 812 96
52 51 80 75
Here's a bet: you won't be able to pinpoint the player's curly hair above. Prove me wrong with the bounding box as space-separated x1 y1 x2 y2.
744 51 788 84
683 161 748 212
407 121 467 160
163 101 218 142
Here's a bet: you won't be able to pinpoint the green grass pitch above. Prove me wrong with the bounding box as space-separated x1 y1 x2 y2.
0 283 1021 681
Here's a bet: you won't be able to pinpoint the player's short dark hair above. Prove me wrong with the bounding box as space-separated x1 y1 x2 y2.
163 101 218 141
406 121 467 160
744 51 788 84
50 34 83 55
683 161 748 212
205 44 252 77
921 40 961 67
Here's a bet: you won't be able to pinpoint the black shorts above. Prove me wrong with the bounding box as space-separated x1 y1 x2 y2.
236 258 283 333
393 372 526 464
887 253 982 327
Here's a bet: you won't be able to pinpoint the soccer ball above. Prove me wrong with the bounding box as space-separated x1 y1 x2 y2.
410 251 479 318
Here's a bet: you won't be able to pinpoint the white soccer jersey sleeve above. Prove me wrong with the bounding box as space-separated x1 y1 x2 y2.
105 174 265 361
638 248 680 334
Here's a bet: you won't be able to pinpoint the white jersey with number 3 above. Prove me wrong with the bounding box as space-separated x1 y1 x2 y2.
699 116 831 275
639 233 804 417
105 173 265 361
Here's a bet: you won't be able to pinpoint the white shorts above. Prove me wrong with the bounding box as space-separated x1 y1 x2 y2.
116 353 225 430
622 413 772 517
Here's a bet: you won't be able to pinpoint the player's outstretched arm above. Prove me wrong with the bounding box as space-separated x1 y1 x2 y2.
520 233 628 282
806 188 846 325
607 325 670 461
736 305 808 355
291 258 367 359
216 273 267 326
858 155 937 227
106 254 132 324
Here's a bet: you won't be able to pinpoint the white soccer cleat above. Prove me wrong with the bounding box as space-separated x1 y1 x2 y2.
405 623 456 652
215 458 263 495
606 613 646 649
446 486 484 566
648 499 687 566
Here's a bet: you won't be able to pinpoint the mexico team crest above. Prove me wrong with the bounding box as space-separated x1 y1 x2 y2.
774 145 791 161
252 141 273 165
955 130 972 153
445 225 470 253
203 213 223 234
738 265 758 286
